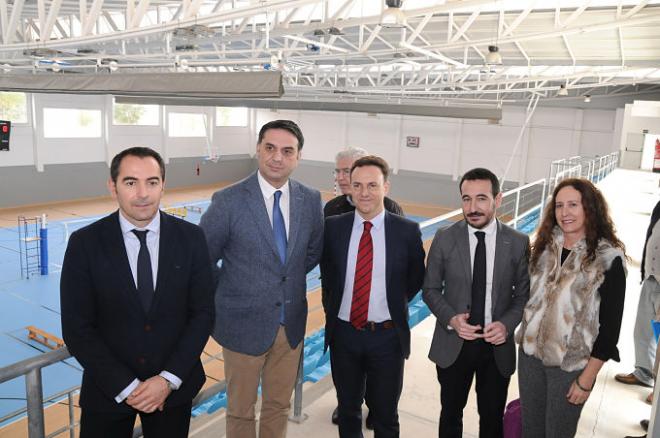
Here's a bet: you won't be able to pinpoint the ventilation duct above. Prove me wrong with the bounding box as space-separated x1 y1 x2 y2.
0 71 283 98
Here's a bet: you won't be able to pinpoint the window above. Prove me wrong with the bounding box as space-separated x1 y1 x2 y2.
43 108 102 138
0 92 27 123
113 103 159 125
168 112 208 137
216 107 248 127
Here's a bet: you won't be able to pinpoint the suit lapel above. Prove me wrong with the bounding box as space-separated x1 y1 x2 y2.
102 212 144 313
384 212 394 288
336 212 355 303
286 179 304 265
455 221 472 283
244 172 282 263
150 211 175 316
492 220 511 306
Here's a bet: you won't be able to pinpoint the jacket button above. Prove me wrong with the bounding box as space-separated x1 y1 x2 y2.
281 276 287 282
276 302 282 307
144 325 151 332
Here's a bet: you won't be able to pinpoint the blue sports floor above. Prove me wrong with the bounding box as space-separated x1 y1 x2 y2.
0 200 442 424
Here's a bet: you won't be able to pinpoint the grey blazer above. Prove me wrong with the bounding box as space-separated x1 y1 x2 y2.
422 219 530 377
199 172 324 356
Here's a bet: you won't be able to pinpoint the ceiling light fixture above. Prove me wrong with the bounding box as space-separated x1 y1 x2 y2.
486 45 502 65
328 27 344 36
380 0 406 29
584 95 591 103
558 84 568 96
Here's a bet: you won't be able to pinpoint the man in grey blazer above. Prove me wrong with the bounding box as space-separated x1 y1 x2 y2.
199 120 324 438
422 168 529 438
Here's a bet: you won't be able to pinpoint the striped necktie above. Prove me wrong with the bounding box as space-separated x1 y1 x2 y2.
349 221 373 329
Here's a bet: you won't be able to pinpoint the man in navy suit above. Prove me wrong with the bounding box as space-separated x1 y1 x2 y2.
321 155 425 437
199 120 324 438
60 147 214 438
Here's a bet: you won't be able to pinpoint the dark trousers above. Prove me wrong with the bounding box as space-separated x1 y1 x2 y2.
79 401 192 438
330 319 405 438
436 340 510 438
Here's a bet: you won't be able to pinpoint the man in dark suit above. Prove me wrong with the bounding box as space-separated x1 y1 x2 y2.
321 155 425 438
60 147 215 438
422 167 529 438
325 147 405 429
199 120 324 438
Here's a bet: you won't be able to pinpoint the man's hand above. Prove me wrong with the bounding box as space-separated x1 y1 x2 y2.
126 376 171 413
483 321 507 345
449 313 483 340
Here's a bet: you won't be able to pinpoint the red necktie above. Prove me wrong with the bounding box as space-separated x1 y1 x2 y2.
350 221 373 329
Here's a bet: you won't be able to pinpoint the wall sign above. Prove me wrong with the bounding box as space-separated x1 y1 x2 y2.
406 136 420 148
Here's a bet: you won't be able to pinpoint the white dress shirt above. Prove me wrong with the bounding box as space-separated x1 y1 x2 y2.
467 218 498 326
257 170 290 237
338 210 391 323
115 211 181 403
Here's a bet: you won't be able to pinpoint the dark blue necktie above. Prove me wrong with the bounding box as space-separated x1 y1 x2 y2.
273 190 287 264
132 229 154 312
273 190 287 324
469 231 486 328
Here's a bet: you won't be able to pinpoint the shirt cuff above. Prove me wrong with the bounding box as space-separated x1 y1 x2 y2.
115 378 140 403
159 371 182 390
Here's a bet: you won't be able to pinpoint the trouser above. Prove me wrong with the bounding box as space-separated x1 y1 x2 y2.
223 326 302 438
79 401 192 438
331 319 405 438
436 339 510 438
634 277 660 386
518 351 584 438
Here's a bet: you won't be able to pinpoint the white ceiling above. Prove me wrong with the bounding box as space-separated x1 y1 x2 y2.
2 0 660 108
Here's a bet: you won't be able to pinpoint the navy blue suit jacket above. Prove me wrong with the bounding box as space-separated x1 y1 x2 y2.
60 211 215 412
320 211 426 358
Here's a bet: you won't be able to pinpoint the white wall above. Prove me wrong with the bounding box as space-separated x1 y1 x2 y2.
257 105 619 184
0 93 254 171
1 93 620 186
619 101 660 170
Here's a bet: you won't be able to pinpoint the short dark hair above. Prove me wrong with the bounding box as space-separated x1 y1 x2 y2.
351 155 390 181
459 167 500 196
110 147 165 183
258 120 304 150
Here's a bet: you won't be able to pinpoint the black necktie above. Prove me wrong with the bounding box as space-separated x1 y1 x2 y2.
469 231 486 328
132 230 154 311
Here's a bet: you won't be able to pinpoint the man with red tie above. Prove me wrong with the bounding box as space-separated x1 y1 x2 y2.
320 155 425 437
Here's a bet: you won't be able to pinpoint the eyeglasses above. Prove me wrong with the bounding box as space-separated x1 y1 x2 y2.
333 168 351 177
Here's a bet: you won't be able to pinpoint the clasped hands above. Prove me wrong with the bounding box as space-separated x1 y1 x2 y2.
449 313 507 345
126 376 171 414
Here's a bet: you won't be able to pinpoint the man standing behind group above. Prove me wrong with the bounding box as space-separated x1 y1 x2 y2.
61 147 215 438
199 120 324 438
324 147 403 218
422 168 529 438
321 155 425 437
324 147 405 429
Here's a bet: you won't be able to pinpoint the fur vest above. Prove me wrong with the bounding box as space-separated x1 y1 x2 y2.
516 227 625 371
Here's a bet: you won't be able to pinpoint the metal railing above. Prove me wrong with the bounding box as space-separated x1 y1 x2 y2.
0 348 72 438
0 152 621 437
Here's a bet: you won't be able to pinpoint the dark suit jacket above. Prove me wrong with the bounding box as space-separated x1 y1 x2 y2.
60 211 215 413
422 219 529 377
642 200 660 281
320 211 426 359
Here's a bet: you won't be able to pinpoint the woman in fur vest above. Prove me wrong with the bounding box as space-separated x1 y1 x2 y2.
516 178 627 438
